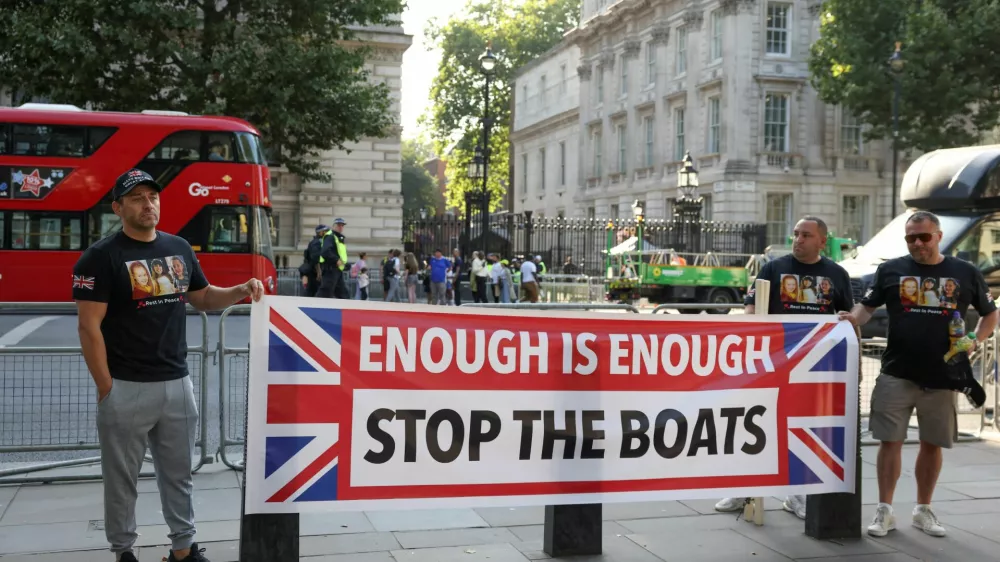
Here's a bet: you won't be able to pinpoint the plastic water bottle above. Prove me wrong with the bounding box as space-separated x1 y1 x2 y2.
943 311 975 364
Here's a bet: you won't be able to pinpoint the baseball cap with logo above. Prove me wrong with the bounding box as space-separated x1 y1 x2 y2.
113 169 162 200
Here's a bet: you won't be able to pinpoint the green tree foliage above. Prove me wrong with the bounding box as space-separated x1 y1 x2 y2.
425 0 579 213
0 0 404 181
810 0 1000 151
401 139 443 217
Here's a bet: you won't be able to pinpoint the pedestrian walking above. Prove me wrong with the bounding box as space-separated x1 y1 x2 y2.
351 252 368 299
317 218 350 299
715 216 853 520
358 267 370 300
520 256 540 303
404 252 420 304
470 251 489 303
451 248 464 306
298 225 326 297
73 169 265 562
383 249 403 302
841 211 998 538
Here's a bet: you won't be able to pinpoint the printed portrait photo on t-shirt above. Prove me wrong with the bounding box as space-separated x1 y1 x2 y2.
899 276 921 306
167 255 190 293
799 275 818 303
126 260 156 300
780 274 799 302
149 258 176 296
815 276 836 305
939 277 960 309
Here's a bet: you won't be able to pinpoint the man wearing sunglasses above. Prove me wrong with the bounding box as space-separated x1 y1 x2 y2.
840 211 998 539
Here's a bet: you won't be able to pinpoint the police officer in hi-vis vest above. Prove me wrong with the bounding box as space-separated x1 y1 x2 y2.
318 218 350 299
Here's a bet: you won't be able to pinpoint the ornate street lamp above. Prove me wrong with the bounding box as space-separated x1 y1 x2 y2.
677 151 700 200
477 43 496 256
675 151 702 254
888 42 905 218
467 145 484 180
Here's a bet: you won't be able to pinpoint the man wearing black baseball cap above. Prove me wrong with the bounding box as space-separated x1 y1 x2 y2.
74 169 266 562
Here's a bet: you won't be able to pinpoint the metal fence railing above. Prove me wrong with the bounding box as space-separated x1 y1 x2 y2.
0 302 213 484
218 304 250 470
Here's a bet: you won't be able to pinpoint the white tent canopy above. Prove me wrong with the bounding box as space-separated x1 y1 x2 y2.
605 236 662 256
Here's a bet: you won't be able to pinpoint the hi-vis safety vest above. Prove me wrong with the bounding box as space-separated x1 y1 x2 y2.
319 231 348 271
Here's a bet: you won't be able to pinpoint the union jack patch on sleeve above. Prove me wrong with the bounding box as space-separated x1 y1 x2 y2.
73 275 95 290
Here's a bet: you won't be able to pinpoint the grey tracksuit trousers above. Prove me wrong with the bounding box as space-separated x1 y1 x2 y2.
98 377 199 555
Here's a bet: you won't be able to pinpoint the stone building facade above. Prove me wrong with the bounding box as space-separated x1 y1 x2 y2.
269 23 412 267
511 0 895 247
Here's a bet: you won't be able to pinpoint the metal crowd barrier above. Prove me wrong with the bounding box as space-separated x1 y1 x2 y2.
217 304 251 470
462 302 641 313
0 302 213 484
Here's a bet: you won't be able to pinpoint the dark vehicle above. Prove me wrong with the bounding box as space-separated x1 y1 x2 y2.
843 145 1000 337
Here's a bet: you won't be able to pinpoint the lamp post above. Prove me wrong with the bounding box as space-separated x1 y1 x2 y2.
631 200 644 278
888 42 905 219
675 152 702 253
466 147 485 258
478 43 497 255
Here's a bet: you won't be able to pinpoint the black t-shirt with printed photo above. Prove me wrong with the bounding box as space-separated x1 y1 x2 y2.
861 255 997 389
73 231 209 382
744 254 854 315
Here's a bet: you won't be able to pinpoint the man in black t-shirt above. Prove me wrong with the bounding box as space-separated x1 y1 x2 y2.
715 216 854 520
74 169 265 562
841 211 998 539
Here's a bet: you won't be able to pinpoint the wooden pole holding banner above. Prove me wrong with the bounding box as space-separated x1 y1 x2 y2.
804 325 862 539
743 278 769 526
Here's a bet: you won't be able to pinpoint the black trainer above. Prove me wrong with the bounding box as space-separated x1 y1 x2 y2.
119 552 138 562
167 543 210 562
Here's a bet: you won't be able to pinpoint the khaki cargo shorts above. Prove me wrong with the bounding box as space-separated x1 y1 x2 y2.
869 373 957 449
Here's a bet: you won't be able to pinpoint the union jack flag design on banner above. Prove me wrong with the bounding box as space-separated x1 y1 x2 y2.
244 297 858 514
72 275 95 290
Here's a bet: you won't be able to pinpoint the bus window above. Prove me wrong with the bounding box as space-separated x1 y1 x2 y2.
10 211 83 250
87 127 117 154
0 212 5 248
253 206 275 263
12 124 88 157
140 130 201 187
0 125 8 154
235 132 266 164
206 132 235 162
177 205 250 253
88 204 121 244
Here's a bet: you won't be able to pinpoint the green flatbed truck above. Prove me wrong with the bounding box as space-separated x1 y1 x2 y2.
603 221 856 312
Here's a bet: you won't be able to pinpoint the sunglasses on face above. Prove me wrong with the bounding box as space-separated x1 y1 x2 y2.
904 232 937 244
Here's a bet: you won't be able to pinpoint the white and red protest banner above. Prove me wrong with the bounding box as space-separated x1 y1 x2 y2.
243 297 858 514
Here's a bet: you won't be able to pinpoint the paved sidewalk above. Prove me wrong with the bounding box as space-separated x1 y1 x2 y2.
2 440 1000 561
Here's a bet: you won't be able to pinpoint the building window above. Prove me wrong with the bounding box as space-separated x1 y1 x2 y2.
539 148 546 193
587 206 596 219
620 56 628 96
647 42 657 85
522 84 529 109
763 93 789 152
766 3 791 56
765 193 793 246
644 116 655 167
677 27 688 74
840 111 863 154
664 197 676 219
597 71 604 103
710 10 723 61
674 108 686 160
559 141 566 186
702 194 713 221
593 132 602 177
842 195 869 242
610 205 620 220
708 97 721 154
521 153 528 194
540 75 547 106
559 64 567 94
616 124 627 173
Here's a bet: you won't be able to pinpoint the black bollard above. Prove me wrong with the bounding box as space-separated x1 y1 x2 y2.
804 327 863 539
238 475 300 560
543 504 602 556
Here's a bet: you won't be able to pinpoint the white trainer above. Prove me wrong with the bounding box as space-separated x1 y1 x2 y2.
782 494 806 519
867 504 896 537
912 505 946 537
714 497 744 512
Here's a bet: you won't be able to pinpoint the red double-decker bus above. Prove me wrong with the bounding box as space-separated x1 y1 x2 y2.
0 104 278 301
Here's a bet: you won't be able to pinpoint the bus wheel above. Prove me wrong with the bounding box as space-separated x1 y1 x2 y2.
705 288 736 314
